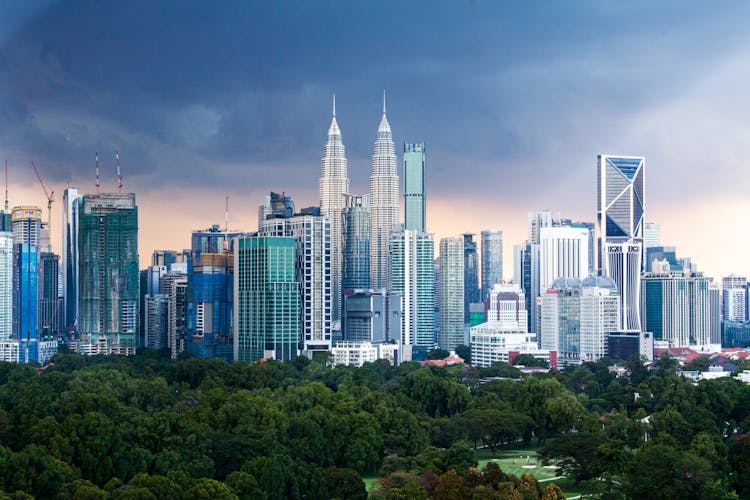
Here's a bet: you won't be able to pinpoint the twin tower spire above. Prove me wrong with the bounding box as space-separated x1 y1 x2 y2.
319 92 400 323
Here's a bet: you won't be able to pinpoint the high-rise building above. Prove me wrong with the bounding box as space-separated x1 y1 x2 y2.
260 213 332 352
342 288 402 343
485 282 527 331
597 155 645 331
320 97 349 324
539 226 590 292
370 96 399 290
722 274 747 322
186 252 234 362
191 225 242 255
528 210 552 245
403 143 425 231
258 191 295 228
234 235 300 363
62 188 80 334
641 267 720 347
0 233 12 344
13 243 37 342
579 276 620 362
540 278 581 364
76 193 139 355
439 237 464 351
343 194 370 290
38 252 60 338
513 243 540 334
144 294 169 350
643 222 660 249
463 234 479 323
11 207 42 247
391 229 434 353
481 230 503 301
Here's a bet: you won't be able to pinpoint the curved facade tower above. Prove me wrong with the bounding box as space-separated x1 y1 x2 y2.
370 94 400 289
320 96 349 323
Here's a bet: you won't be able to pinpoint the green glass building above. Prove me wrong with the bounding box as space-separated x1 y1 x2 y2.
77 193 139 355
234 236 300 363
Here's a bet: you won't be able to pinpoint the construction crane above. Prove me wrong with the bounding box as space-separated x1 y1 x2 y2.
31 161 54 250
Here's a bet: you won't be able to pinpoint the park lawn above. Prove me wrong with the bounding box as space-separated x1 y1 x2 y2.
362 474 378 493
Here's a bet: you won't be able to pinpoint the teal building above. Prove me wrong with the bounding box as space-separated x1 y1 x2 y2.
403 143 425 231
234 236 300 363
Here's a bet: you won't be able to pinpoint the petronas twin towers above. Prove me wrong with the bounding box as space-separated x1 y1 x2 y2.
319 94 400 322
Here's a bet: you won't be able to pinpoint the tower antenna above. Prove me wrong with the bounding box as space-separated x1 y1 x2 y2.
4 160 8 212
332 93 336 117
224 195 230 253
95 152 100 195
116 150 122 193
383 89 386 114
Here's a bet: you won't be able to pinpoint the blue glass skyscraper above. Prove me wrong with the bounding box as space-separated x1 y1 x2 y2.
404 143 425 231
13 243 37 342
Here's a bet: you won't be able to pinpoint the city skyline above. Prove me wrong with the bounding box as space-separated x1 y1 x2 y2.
2 2 750 281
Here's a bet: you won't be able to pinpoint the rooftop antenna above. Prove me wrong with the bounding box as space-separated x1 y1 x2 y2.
332 93 336 117
383 89 386 114
95 152 100 195
4 160 8 212
116 150 122 193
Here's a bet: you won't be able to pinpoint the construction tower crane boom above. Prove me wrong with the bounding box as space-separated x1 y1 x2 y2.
31 161 54 249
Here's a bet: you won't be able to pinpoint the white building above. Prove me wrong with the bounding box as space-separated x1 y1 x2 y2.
330 341 399 367
540 278 581 363
722 274 747 322
439 237 464 351
370 94 400 291
539 226 589 292
470 322 551 368
260 214 332 353
319 96 349 324
643 222 660 249
485 282 527 332
580 276 620 362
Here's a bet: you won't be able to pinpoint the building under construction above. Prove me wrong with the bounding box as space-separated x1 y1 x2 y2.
75 193 139 355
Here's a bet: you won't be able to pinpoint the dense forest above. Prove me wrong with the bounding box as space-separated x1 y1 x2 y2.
0 350 748 499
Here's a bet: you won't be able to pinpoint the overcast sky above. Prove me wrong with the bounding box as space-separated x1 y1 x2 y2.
2 1 750 279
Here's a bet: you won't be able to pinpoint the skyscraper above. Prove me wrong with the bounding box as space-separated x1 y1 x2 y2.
11 207 42 247
234 235 300 363
579 276 620 362
260 213 332 353
528 210 552 245
343 194 370 290
12 243 37 342
76 193 139 355
38 252 60 338
403 143 425 231
597 155 645 332
370 95 399 290
539 226 590 292
540 278 581 364
439 237 464 351
481 230 503 301
722 274 747 322
463 234 479 323
62 188 80 334
258 191 295 228
485 282 527 331
643 222 660 249
0 233 12 344
391 229 434 354
319 96 349 324
514 243 540 334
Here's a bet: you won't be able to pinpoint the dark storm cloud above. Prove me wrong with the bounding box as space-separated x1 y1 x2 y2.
2 0 750 205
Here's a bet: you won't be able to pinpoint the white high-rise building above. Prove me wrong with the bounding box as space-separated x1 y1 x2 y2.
597 155 645 332
643 222 660 249
0 232 12 343
539 226 590 292
580 276 620 362
722 274 747 322
528 210 552 245
260 214 332 352
370 94 399 290
481 230 503 300
439 237 464 351
540 278 581 362
319 96 349 325
485 282 527 332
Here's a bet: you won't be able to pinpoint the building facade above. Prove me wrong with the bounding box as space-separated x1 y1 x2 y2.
439 237 464 351
370 98 399 290
540 278 581 363
463 234 479 323
485 282 527 332
539 226 590 293
62 188 80 334
481 229 503 301
76 193 139 355
343 194 371 290
579 276 620 362
391 229 435 353
234 236 300 363
342 288 401 343
403 143 425 231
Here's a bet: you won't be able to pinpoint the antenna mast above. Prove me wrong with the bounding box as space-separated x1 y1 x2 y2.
224 196 229 253
4 160 8 212
95 152 100 195
116 150 122 193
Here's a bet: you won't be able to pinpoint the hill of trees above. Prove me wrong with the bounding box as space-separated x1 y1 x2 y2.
0 350 747 499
